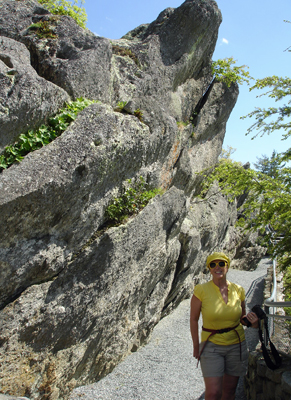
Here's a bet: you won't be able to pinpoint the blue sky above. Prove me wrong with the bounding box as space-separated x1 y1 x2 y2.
82 0 291 166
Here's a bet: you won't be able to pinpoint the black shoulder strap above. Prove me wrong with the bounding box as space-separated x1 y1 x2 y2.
258 317 282 370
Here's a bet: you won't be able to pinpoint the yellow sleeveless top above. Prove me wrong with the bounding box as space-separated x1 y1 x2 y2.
194 280 246 345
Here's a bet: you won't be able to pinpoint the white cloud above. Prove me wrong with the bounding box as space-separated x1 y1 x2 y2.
222 38 229 45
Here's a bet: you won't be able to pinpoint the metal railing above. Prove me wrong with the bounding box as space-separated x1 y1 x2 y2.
264 258 291 343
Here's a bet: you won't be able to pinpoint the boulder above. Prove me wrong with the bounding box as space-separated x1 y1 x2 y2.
0 0 113 102
0 36 69 152
0 0 220 110
230 231 267 270
0 1 263 399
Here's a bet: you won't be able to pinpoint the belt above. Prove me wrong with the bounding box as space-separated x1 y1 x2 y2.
197 324 241 366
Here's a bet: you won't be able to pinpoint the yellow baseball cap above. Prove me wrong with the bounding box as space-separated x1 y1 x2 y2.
206 252 230 268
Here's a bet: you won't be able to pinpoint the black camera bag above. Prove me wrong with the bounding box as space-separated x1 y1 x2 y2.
252 305 282 370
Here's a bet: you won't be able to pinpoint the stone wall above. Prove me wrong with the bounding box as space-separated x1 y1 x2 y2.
244 266 291 399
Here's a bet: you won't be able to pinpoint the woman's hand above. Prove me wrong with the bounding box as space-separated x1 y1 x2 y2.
193 345 200 359
245 311 259 328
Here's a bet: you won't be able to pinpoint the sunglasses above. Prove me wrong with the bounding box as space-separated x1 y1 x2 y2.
209 261 227 269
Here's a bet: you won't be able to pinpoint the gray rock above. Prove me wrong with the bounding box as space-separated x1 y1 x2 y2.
0 36 69 151
228 230 266 270
0 0 112 102
162 181 238 315
0 395 30 400
0 0 220 113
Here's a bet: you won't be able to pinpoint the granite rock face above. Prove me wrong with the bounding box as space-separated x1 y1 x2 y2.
0 1 265 399
0 36 69 151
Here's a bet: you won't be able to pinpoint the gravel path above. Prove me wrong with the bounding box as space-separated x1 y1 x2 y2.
69 257 271 400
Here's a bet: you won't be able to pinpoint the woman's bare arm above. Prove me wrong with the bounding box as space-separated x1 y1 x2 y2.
190 294 202 359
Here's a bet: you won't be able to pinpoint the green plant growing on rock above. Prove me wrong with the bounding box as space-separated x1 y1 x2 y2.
37 0 87 29
105 177 164 224
190 58 251 128
114 101 128 113
176 121 189 129
211 57 252 87
111 44 140 66
114 102 144 123
134 108 144 123
28 19 58 39
0 97 98 171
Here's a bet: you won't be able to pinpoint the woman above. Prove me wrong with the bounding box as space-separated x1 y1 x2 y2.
190 252 259 400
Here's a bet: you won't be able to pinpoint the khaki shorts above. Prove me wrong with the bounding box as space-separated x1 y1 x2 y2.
200 340 248 377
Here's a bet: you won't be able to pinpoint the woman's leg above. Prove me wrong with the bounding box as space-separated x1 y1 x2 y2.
221 374 239 400
204 376 223 400
222 341 248 399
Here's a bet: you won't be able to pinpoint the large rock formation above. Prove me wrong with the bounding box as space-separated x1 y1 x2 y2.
0 36 69 151
0 1 265 399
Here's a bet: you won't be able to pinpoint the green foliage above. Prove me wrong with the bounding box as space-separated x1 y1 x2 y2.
113 102 144 122
134 108 144 123
38 0 87 29
206 49 291 273
253 150 285 178
105 177 163 224
283 267 291 317
219 145 237 161
28 19 57 39
211 57 252 87
114 101 143 122
241 76 291 140
177 121 190 129
111 45 140 66
198 155 291 270
116 101 128 111
209 47 291 298
114 101 129 114
0 98 98 171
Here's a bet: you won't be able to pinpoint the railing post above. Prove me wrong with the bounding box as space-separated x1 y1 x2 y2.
264 303 270 345
264 259 277 341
